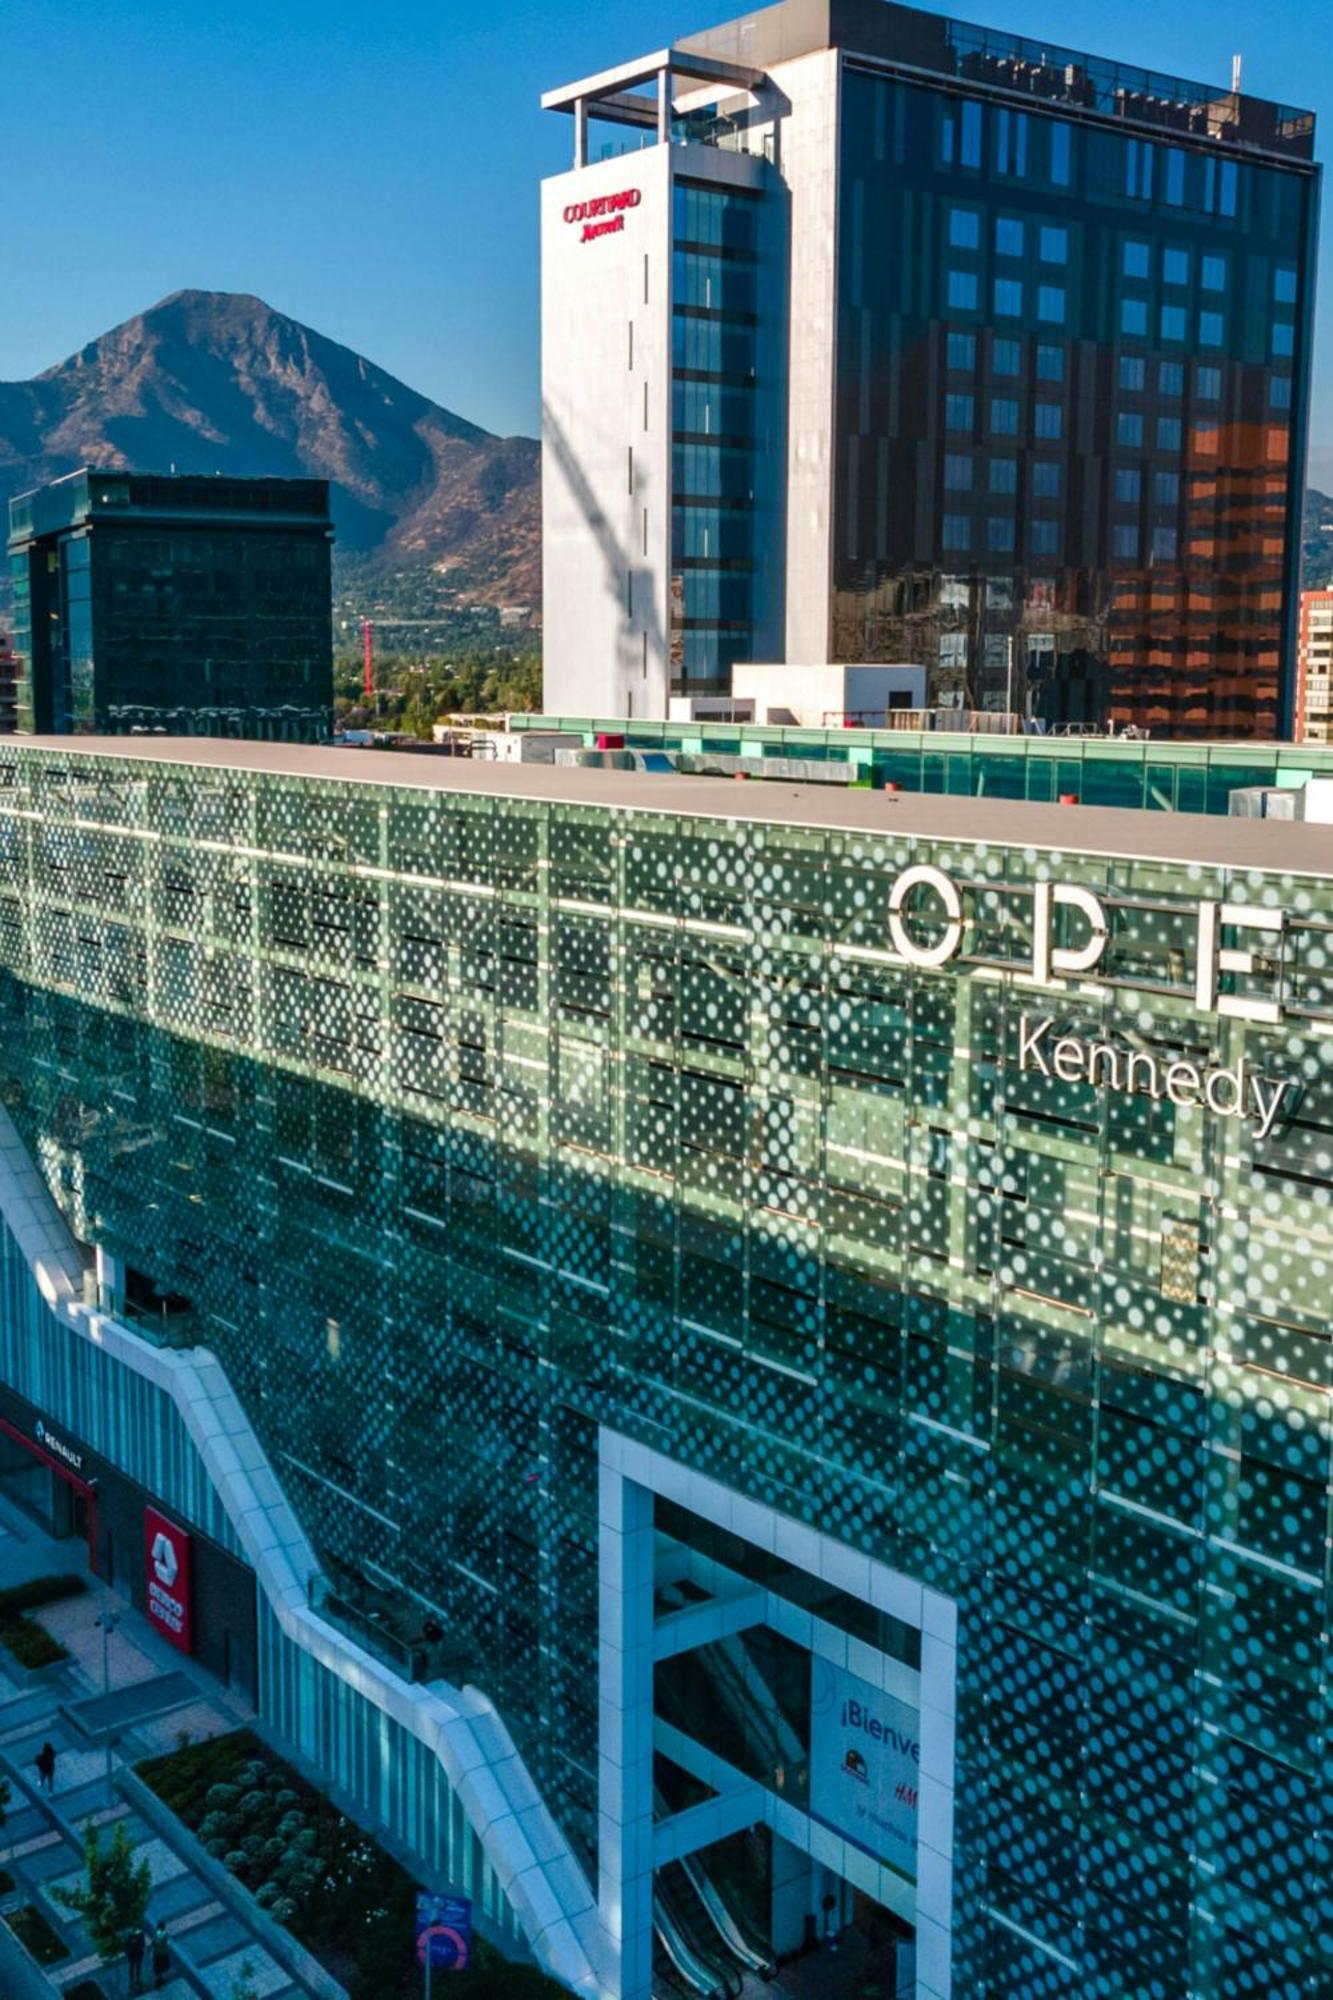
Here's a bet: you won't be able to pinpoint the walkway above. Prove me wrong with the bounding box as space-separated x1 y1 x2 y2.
0 1491 326 1999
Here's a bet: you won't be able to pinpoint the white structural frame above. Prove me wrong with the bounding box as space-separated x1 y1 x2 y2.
598 1426 957 2000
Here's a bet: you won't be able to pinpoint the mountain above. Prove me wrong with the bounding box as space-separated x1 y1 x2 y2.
0 290 540 608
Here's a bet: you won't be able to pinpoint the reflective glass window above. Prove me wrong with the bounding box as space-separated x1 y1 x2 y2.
1123 240 1150 278
1038 287 1066 324
949 208 980 248
948 270 978 310
1202 254 1227 291
993 279 1023 316
989 457 1017 494
1160 305 1187 341
1036 344 1064 381
944 453 973 491
946 394 975 432
1163 247 1189 286
1034 402 1062 440
1199 311 1224 348
1032 461 1061 498
1117 412 1144 447
1040 226 1067 264
1158 361 1184 397
1274 265 1297 303
947 331 976 371
992 338 1021 376
1119 356 1146 391
942 513 971 550
1122 298 1148 336
990 398 1019 436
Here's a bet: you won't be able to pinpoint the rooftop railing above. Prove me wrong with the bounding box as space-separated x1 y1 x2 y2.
939 18 1315 159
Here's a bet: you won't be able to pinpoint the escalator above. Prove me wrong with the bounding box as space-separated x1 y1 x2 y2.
682 1849 776 1980
653 1769 775 1998
654 1862 742 1999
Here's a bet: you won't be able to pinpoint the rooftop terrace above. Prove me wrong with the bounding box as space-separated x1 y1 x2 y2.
548 0 1316 162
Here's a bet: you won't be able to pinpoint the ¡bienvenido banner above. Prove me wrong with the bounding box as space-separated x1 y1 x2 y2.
809 1658 920 1878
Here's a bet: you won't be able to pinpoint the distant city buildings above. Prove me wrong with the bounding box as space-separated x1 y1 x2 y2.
1296 586 1333 740
541 0 1318 736
0 632 17 734
7 469 334 741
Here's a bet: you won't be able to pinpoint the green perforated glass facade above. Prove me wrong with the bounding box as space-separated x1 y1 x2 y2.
0 740 1328 1998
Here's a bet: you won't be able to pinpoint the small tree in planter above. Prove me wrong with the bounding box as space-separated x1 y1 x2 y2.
55 1821 152 1975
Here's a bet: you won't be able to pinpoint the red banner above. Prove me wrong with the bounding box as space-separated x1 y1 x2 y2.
143 1506 193 1653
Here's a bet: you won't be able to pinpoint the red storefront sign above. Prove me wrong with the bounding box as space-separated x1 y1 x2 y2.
563 188 641 242
143 1506 193 1653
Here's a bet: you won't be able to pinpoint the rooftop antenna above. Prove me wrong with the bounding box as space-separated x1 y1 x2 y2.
1231 53 1242 95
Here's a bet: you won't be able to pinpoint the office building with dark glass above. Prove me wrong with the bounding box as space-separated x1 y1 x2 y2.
7 469 334 741
541 0 1318 736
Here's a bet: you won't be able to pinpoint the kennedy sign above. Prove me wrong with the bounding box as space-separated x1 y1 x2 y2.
873 865 1301 1139
144 1506 193 1653
563 188 641 242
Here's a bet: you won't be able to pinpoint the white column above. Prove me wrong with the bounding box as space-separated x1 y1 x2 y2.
657 67 672 144
598 1447 655 1999
575 96 588 169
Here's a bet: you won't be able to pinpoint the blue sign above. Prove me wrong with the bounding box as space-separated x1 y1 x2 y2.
416 1892 471 1972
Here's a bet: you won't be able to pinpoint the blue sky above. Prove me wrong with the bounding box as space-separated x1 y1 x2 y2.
3 0 1329 479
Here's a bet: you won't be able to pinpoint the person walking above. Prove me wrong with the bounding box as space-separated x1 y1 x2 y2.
125 1925 146 1994
150 1921 171 1991
34 1740 56 1793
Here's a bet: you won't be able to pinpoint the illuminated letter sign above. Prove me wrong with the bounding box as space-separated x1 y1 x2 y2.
144 1507 193 1653
563 188 642 242
1031 881 1108 988
1194 902 1283 1024
886 865 964 968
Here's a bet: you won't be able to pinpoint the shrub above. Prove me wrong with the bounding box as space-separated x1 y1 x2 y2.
0 1575 87 1618
0 1617 68 1669
8 1901 71 1965
136 1729 567 1998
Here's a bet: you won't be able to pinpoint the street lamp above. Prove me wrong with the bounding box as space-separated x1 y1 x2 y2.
93 1609 120 1802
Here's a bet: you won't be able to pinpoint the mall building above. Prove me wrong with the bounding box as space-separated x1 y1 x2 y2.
0 731 1329 2000
539 0 1319 736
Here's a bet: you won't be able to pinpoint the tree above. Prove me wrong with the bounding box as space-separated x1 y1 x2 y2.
229 1959 260 2000
54 1821 152 1966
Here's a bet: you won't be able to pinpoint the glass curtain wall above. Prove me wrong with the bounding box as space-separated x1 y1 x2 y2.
832 67 1315 735
671 179 764 695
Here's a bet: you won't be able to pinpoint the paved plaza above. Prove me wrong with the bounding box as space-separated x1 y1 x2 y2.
0 1494 327 1999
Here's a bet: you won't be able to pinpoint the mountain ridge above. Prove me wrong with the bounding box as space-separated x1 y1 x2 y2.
0 289 540 605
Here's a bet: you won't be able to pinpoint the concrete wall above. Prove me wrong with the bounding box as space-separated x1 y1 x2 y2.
769 47 841 666
542 146 674 721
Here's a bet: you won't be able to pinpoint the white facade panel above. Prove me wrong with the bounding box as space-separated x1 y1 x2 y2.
542 148 674 721
767 47 841 667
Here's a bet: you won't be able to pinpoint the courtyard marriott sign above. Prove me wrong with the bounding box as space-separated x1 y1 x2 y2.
882 866 1300 1140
